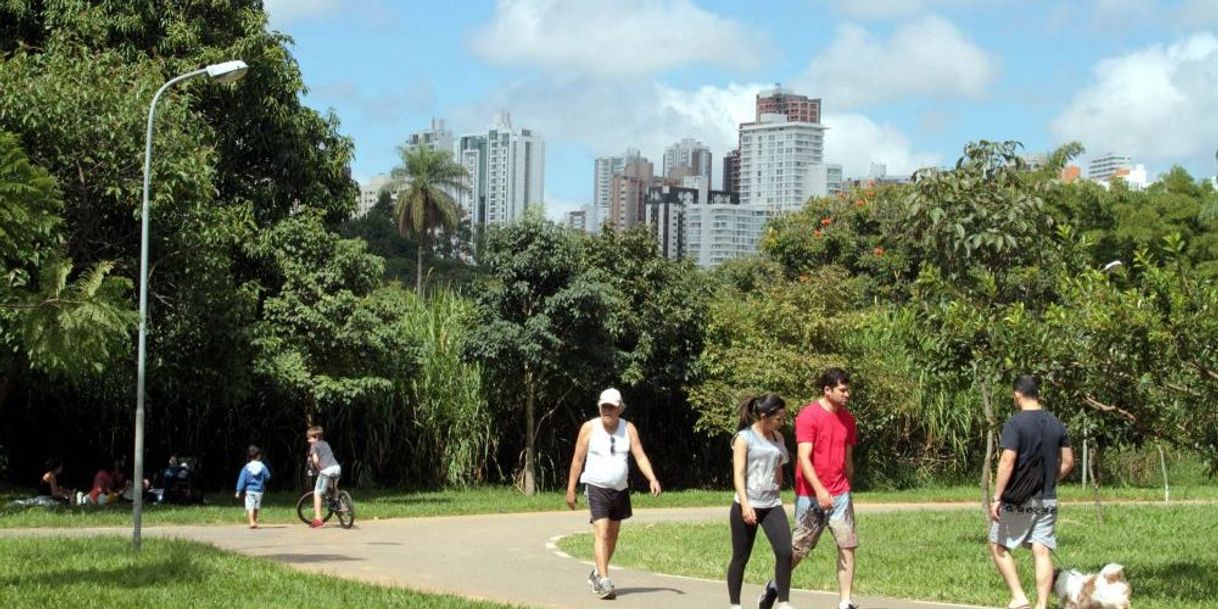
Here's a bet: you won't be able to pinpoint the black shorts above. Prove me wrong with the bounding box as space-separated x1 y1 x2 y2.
587 484 632 522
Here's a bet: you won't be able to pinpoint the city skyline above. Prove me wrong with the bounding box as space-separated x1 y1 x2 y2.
266 0 1218 219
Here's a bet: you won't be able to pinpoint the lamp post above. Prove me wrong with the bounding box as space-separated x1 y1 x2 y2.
133 60 248 552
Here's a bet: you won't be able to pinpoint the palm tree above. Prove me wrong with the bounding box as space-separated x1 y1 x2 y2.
388 146 469 296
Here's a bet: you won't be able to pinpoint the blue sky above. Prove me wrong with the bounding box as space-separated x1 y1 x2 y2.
265 0 1218 218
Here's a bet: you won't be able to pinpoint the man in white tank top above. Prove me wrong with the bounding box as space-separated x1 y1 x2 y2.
565 387 663 600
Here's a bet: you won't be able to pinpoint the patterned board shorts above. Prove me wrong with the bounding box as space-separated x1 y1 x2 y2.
989 497 1058 550
243 491 263 512
792 492 859 558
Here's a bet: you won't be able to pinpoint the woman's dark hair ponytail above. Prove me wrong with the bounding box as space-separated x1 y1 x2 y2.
737 392 786 430
737 395 759 431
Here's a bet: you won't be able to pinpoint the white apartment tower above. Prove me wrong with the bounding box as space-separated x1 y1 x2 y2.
355 173 392 217
457 111 545 227
685 194 771 269
662 138 713 182
738 113 827 212
1088 153 1133 182
406 118 455 155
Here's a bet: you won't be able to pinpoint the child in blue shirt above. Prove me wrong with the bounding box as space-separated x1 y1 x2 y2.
235 445 271 529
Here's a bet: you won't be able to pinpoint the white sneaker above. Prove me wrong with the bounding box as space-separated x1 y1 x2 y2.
595 576 616 600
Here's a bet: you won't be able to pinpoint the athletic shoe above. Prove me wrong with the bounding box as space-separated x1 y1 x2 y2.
309 519 324 528
596 576 616 600
757 579 778 609
587 569 599 590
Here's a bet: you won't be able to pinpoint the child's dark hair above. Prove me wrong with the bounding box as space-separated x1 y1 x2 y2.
737 393 787 430
248 445 261 459
43 458 62 472
307 425 324 440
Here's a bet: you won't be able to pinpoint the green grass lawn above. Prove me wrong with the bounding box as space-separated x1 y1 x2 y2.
0 535 532 609
3 483 1214 528
558 503 1217 609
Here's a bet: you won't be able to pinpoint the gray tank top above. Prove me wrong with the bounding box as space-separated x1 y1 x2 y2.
732 427 789 508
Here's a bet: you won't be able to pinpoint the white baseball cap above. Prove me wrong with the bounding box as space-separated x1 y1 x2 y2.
598 388 624 409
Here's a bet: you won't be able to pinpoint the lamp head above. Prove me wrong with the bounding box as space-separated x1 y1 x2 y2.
205 60 249 84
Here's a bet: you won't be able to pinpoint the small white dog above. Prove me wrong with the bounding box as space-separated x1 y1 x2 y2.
1054 563 1132 609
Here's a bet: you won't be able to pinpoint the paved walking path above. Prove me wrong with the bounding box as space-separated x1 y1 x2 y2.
3 502 992 609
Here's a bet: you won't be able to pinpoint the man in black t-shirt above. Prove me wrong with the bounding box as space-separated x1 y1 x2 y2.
988 376 1074 609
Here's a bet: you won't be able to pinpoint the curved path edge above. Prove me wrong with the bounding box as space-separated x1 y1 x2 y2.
1 502 1014 609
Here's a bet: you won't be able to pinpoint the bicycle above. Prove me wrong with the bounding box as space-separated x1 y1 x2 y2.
295 471 356 529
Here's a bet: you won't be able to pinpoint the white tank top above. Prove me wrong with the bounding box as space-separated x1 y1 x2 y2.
580 419 630 491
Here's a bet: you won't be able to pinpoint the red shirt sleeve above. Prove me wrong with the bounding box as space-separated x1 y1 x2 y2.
795 405 817 444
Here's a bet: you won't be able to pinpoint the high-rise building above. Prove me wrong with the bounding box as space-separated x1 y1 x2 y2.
1088 153 1133 182
565 209 589 232
646 177 751 266
457 111 544 228
1088 152 1148 189
355 173 392 217
662 138 713 183
738 113 828 211
809 163 844 198
607 156 654 231
756 85 821 124
722 149 741 193
645 185 693 260
686 196 769 269
593 149 642 230
406 118 455 155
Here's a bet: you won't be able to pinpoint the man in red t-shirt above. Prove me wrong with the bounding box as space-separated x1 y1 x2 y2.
759 367 859 609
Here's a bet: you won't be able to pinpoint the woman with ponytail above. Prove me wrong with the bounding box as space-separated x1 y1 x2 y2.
727 393 795 609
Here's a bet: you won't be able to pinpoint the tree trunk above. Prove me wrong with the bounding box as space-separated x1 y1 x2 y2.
523 368 537 496
416 233 426 297
979 380 996 524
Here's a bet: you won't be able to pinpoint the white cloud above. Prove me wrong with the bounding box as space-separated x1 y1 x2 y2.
829 0 975 20
470 0 764 79
824 112 942 177
796 15 999 108
1051 33 1218 164
263 0 342 24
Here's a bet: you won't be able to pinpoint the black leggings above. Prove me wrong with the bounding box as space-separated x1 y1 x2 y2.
727 502 792 604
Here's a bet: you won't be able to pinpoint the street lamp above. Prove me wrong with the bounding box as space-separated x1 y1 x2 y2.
133 60 248 552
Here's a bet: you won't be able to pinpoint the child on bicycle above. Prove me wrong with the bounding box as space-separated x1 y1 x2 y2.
306 425 341 528
235 445 271 529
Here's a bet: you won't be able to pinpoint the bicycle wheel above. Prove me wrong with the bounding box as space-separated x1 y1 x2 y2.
334 491 355 529
295 491 334 524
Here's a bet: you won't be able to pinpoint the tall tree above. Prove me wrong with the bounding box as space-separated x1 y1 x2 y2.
464 210 614 495
389 147 469 296
0 130 134 413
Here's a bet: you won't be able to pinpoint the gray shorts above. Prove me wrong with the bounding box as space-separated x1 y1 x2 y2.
793 492 858 558
314 465 341 494
989 497 1058 550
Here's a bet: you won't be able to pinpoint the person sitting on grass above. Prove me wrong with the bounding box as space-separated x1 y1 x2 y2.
88 459 122 505
306 425 341 528
235 445 272 529
38 458 72 503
